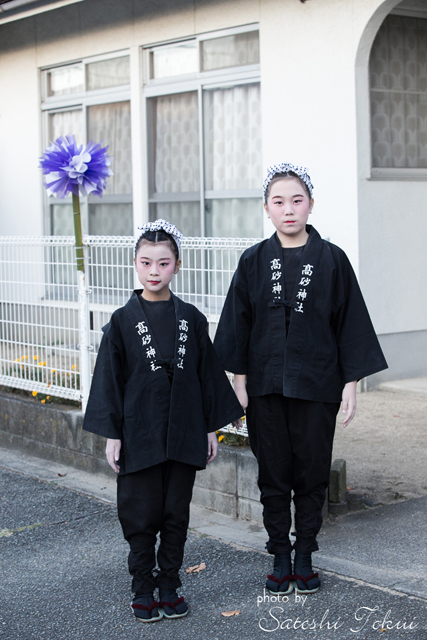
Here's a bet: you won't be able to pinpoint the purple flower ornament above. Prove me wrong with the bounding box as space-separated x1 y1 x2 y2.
39 134 113 199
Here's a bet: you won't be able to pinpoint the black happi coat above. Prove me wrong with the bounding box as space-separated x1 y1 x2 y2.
214 226 387 403
83 291 242 474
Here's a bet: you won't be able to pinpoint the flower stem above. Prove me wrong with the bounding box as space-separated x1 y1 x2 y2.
72 193 85 273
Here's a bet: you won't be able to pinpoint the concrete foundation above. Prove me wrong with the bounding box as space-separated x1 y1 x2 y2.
0 390 263 522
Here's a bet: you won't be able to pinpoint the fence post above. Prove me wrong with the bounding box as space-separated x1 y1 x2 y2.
77 242 91 412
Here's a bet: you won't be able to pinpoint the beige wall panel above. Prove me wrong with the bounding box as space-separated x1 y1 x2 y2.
358 181 427 335
132 0 259 48
194 0 259 35
35 5 81 67
0 19 43 235
133 0 196 45
35 1 135 66
77 0 134 58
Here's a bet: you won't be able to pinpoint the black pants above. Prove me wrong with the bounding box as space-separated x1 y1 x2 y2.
117 460 196 595
246 394 339 555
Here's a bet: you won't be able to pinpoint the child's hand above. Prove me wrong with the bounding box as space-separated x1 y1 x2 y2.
207 431 218 464
234 374 248 412
106 438 121 473
342 381 357 428
231 418 243 429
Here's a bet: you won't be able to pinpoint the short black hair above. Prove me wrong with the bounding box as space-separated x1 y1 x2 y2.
134 229 179 262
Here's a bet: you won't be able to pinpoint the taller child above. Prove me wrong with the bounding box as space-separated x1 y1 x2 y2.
214 163 387 594
83 220 242 622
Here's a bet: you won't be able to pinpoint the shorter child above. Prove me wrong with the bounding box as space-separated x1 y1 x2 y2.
214 163 387 595
83 220 242 622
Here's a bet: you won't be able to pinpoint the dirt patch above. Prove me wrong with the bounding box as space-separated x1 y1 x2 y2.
332 390 427 505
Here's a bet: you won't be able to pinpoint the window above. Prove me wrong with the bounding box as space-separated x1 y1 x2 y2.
144 26 263 238
370 15 427 173
41 52 133 236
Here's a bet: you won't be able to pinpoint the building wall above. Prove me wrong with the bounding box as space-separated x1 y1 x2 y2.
0 0 261 237
355 0 427 380
0 18 43 235
0 0 425 381
0 0 376 265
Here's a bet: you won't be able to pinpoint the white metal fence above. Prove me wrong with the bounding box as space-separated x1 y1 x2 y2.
0 235 260 433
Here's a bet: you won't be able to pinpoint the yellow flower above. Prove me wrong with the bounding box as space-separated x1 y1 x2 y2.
51 369 55 373
46 396 50 400
218 435 224 442
41 399 45 404
38 362 42 366
72 365 76 370
24 355 28 360
34 355 38 360
14 358 20 362
42 361 46 366
32 391 37 397
47 383 51 388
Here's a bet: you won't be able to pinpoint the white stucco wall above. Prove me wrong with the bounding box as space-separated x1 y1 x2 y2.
0 18 43 235
0 0 383 262
260 0 410 271
355 0 427 337
0 0 425 372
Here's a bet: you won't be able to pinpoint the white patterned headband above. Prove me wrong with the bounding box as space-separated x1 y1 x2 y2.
134 219 183 258
263 163 313 200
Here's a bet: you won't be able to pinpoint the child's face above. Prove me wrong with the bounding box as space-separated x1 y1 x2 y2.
134 241 181 301
264 178 313 247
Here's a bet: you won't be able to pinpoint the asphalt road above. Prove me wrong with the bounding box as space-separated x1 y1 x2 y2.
1 467 426 640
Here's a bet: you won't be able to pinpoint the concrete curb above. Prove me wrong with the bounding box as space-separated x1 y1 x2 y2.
0 390 263 522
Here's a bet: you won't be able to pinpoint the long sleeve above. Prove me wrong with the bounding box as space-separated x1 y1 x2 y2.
83 332 125 439
197 316 243 431
332 251 388 383
214 262 252 375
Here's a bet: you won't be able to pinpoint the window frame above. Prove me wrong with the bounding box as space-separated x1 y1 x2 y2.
370 9 427 180
143 25 262 237
40 50 132 235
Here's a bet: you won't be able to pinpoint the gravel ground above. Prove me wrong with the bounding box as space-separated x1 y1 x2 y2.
1 468 426 640
332 390 427 504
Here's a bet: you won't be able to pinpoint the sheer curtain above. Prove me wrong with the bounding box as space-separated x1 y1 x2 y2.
370 15 427 168
88 101 132 195
49 110 84 235
201 31 259 71
87 102 133 235
205 198 262 237
47 64 83 97
154 92 200 194
150 84 262 237
204 83 262 236
150 202 201 237
204 83 261 190
86 56 130 91
151 92 200 236
151 43 197 79
49 109 83 143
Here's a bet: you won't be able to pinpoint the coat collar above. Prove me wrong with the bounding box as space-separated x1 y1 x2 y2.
266 225 323 314
124 290 191 372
